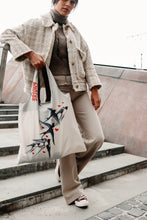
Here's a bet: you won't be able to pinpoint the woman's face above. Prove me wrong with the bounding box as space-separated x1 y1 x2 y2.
54 0 76 16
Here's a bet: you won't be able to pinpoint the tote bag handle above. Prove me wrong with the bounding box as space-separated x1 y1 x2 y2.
38 66 51 104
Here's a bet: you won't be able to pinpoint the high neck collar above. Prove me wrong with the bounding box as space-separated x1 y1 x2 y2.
50 9 68 25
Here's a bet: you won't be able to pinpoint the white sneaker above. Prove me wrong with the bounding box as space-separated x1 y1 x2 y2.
75 195 89 208
55 159 61 182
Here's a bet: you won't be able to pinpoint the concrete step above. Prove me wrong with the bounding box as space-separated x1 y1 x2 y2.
0 115 18 121
0 109 18 115
0 128 19 153
0 143 125 179
0 105 19 127
3 168 147 220
0 121 18 128
0 146 19 156
0 153 147 213
0 156 56 180
0 104 19 110
0 141 124 157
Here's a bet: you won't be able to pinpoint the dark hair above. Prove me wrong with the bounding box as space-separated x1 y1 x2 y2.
52 0 78 8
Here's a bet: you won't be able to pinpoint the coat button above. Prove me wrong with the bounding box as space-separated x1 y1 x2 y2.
69 40 72 44
72 62 75 66
76 85 79 88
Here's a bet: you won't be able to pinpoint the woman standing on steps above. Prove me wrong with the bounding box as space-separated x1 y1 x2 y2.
0 0 104 208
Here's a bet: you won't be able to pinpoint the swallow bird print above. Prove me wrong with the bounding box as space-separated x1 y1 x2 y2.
26 103 68 157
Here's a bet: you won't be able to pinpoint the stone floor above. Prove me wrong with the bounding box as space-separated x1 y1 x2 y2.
87 191 147 220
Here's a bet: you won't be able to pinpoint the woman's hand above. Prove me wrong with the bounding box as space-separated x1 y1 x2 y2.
24 51 46 70
91 86 101 110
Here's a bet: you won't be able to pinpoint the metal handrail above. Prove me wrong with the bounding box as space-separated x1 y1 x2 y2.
0 43 10 103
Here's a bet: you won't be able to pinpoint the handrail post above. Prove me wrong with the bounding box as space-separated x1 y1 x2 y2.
0 43 10 103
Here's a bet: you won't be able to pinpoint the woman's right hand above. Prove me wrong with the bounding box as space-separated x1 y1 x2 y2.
24 51 46 70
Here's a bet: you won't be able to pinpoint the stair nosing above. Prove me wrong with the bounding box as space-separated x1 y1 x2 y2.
0 115 18 117
0 121 18 123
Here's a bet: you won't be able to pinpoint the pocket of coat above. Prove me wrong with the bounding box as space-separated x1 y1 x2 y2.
77 48 86 62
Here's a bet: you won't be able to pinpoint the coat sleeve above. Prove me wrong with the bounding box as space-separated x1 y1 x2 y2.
80 35 102 90
0 21 33 61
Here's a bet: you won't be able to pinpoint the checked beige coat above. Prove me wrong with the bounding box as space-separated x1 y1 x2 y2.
0 11 102 93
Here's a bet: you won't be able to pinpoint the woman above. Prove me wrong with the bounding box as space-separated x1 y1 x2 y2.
0 0 104 208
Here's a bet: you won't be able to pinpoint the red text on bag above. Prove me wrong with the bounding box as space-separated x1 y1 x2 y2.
32 82 38 101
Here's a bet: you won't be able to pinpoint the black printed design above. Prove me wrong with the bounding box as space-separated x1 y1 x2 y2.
27 104 68 157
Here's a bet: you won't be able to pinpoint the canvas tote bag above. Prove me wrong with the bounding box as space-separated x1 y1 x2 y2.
18 65 86 164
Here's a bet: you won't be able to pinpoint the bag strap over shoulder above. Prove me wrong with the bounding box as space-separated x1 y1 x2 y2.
38 67 51 104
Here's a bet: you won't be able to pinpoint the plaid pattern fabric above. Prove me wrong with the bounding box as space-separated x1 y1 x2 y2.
0 12 102 93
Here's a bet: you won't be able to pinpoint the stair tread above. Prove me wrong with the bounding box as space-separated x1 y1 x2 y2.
100 142 124 150
0 142 124 169
0 109 18 111
0 115 18 117
0 104 19 106
0 153 146 202
0 128 19 148
80 153 147 177
0 154 18 168
0 121 18 124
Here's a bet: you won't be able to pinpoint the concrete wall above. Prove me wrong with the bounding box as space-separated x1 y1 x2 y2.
2 61 147 158
2 60 28 104
96 64 147 158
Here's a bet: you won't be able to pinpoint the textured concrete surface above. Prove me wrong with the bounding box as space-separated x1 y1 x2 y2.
0 152 147 213
99 77 147 157
0 128 19 147
0 168 147 220
98 75 147 158
88 191 147 220
95 64 147 158
1 152 145 201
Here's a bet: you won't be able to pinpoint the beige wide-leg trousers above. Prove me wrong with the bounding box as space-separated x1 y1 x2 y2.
56 80 104 205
